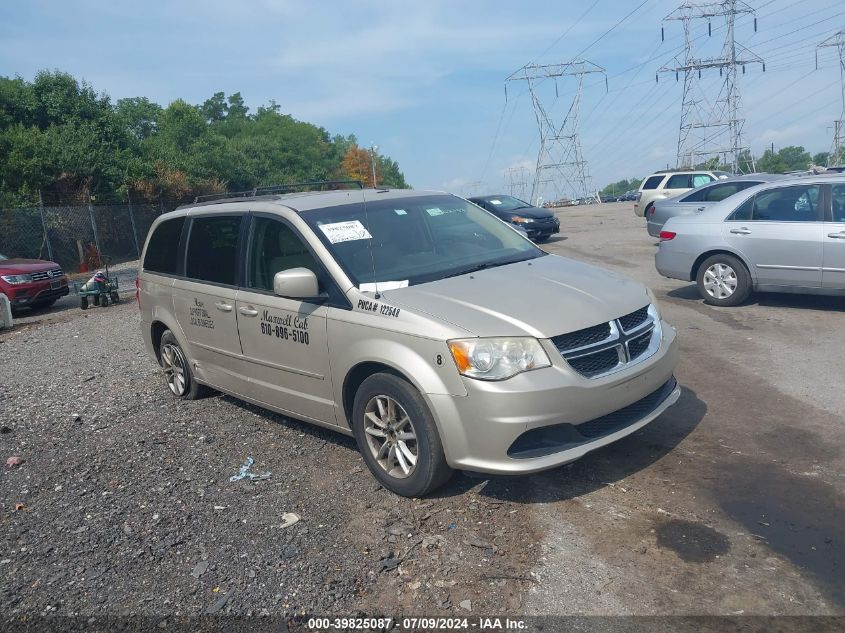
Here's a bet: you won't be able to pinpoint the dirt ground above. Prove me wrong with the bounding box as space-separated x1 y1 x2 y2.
1 202 843 626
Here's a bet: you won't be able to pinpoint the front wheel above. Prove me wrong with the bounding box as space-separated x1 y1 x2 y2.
158 330 210 400
352 373 453 497
696 254 752 306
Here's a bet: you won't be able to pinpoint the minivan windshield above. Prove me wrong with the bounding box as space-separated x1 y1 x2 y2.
302 195 544 287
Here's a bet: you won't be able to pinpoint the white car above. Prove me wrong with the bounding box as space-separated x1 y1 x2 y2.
634 170 730 217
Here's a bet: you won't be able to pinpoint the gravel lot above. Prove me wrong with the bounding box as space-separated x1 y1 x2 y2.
1 202 843 624
0 299 539 620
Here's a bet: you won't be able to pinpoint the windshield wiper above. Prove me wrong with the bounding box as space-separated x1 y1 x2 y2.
442 257 529 280
442 262 496 280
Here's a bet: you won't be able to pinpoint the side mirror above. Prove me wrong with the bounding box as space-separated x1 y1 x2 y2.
273 268 320 299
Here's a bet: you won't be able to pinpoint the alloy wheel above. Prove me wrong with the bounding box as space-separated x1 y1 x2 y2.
363 395 418 478
161 343 187 396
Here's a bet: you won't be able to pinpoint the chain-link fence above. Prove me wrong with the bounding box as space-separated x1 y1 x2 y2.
0 201 166 272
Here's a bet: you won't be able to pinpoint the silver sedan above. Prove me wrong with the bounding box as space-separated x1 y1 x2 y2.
646 174 785 237
655 175 845 306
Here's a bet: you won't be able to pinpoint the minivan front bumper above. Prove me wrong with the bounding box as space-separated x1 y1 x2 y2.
427 321 680 474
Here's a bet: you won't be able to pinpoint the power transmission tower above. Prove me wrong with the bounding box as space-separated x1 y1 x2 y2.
817 30 845 167
464 181 486 197
507 60 606 204
504 167 529 199
658 1 764 173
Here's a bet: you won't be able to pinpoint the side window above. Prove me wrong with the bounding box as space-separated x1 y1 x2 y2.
692 174 714 187
185 216 242 285
143 217 185 274
727 196 754 222
681 187 707 202
248 217 321 292
642 176 664 190
751 185 821 222
832 184 845 222
703 183 740 202
665 174 691 189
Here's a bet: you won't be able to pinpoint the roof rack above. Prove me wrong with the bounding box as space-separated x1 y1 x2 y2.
193 180 363 204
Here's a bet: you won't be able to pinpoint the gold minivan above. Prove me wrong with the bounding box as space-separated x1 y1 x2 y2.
139 186 680 496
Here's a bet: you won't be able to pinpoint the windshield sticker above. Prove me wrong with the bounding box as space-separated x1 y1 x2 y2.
394 209 407 215
318 220 372 244
490 199 502 205
425 207 445 216
359 280 408 292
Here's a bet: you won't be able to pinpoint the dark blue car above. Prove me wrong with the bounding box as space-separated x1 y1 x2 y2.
468 195 560 242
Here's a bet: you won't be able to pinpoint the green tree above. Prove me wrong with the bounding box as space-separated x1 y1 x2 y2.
600 178 640 197
0 73 410 206
757 146 811 173
812 152 830 167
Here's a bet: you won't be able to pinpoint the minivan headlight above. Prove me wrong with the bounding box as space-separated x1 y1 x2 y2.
1 274 33 285
448 337 551 381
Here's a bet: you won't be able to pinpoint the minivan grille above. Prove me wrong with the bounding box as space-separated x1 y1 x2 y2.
555 305 658 379
550 322 611 351
618 306 649 332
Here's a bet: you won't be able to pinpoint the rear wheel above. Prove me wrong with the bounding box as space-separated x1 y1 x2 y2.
696 254 752 307
159 330 210 400
352 373 452 497
80 297 89 310
110 291 120 304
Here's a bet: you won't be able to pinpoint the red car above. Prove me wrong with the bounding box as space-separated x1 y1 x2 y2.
0 253 69 312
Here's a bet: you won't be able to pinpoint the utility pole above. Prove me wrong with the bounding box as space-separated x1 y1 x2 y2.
370 144 379 187
658 1 764 173
817 30 845 167
507 60 606 204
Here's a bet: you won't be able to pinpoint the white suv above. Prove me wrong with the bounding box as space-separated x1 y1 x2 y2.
634 170 730 217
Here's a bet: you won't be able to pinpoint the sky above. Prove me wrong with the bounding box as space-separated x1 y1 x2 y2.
2 0 844 202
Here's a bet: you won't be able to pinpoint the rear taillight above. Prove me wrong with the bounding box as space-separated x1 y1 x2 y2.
135 276 141 308
659 231 676 241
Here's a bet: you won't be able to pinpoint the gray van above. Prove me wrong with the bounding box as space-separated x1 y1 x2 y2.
138 186 680 496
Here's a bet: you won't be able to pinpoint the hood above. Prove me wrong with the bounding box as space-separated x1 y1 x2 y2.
503 205 552 219
0 258 60 273
382 254 651 338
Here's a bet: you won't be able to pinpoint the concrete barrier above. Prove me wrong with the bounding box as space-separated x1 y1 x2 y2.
0 293 12 329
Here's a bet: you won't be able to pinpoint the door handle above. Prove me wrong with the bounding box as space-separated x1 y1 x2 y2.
238 306 258 317
730 227 751 235
696 206 706 212
215 301 233 312
827 232 845 239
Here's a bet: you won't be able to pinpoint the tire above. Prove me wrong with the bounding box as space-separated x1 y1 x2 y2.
110 291 120 304
158 330 210 400
351 373 453 497
696 254 752 307
80 297 89 310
